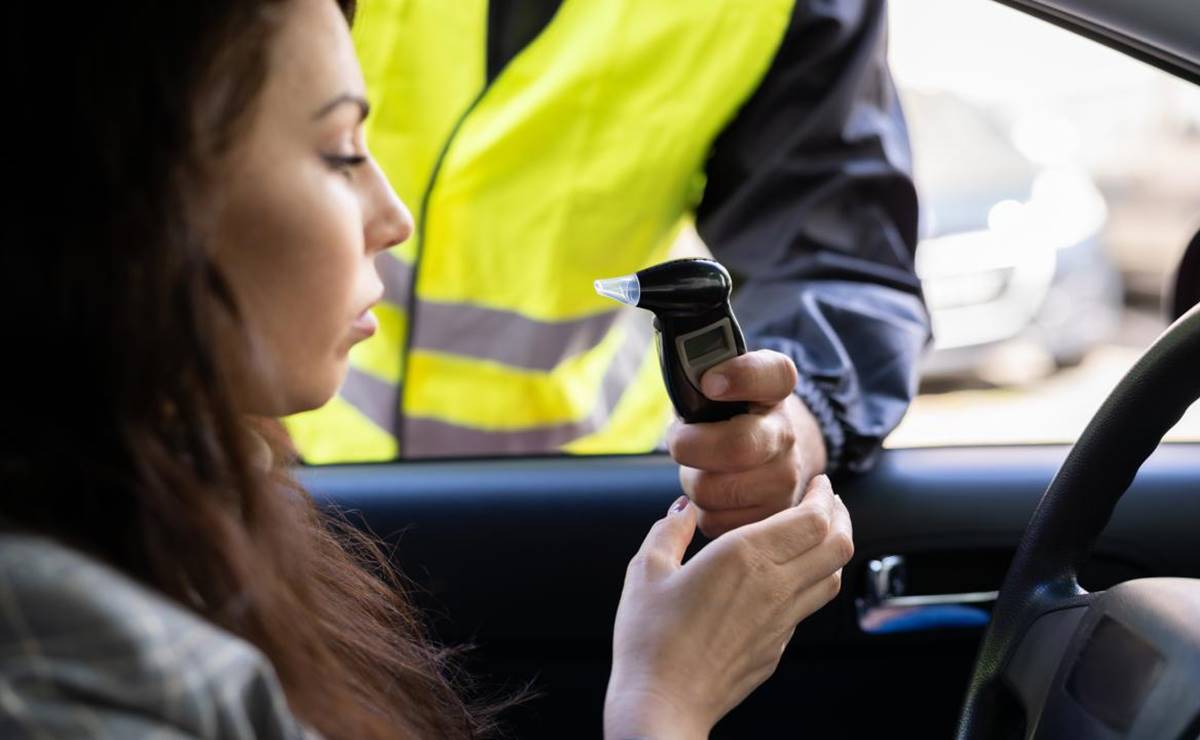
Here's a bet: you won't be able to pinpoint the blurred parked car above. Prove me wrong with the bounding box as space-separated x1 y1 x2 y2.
907 91 1123 383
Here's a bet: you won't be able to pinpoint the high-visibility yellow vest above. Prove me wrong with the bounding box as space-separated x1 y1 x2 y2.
286 0 794 462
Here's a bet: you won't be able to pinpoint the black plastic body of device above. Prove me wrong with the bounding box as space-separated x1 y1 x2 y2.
637 259 748 423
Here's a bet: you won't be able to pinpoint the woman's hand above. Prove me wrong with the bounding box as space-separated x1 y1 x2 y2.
604 475 852 740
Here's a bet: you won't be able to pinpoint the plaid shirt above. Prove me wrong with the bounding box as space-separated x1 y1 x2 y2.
0 533 318 739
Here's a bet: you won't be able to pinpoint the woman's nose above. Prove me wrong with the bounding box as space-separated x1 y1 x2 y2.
365 159 414 253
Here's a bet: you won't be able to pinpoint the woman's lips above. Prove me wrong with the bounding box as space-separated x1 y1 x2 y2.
349 307 379 341
349 286 384 343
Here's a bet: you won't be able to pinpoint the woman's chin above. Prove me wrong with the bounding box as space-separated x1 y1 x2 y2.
290 380 343 417
250 373 343 419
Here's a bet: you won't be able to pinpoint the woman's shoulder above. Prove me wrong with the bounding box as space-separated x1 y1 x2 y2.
1 532 196 639
0 532 316 739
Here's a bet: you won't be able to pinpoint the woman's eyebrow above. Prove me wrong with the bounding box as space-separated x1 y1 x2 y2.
311 93 370 122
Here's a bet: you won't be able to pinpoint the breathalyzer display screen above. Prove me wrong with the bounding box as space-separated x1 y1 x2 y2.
683 326 728 361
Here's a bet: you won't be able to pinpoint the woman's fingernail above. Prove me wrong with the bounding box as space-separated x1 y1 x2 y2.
703 373 729 397
669 495 690 514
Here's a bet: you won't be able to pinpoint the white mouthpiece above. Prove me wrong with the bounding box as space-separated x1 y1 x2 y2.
594 275 641 306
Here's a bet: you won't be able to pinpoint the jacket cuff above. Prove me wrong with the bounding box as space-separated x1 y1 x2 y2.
792 371 845 476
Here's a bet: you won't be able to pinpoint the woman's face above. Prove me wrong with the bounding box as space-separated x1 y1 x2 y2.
212 0 412 417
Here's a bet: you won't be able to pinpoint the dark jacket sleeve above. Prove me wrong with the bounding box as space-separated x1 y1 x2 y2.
696 0 931 474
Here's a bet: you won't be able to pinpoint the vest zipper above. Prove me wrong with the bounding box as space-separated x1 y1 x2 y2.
396 90 486 456
397 0 566 456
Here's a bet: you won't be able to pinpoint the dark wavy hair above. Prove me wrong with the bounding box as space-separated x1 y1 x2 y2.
3 1 500 737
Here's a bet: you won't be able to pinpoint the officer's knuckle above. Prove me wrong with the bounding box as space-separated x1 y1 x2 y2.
826 569 844 599
690 472 721 507
776 419 798 456
730 428 765 468
719 474 753 510
778 356 799 389
666 432 683 459
833 529 855 565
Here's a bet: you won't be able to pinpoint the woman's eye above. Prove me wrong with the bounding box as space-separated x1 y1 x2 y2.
323 153 367 177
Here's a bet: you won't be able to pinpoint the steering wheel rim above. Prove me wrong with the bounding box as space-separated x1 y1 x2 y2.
956 303 1200 738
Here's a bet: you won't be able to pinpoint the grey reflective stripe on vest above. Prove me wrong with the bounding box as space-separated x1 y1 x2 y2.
412 302 622 371
337 304 655 454
403 310 655 456
376 251 624 372
340 366 397 433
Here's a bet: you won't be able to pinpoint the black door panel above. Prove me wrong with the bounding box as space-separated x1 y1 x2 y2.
300 443 1199 737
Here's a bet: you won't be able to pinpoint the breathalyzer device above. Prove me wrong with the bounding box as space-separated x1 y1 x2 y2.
595 258 748 423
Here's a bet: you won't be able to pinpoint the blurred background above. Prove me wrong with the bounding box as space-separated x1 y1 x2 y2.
883 0 1200 448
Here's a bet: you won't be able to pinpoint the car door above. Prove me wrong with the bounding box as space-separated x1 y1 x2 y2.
300 0 1200 736
300 443 1200 738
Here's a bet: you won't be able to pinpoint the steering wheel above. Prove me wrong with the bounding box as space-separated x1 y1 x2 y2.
956 303 1200 739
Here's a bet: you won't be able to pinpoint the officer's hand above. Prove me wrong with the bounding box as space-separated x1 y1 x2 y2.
667 349 828 538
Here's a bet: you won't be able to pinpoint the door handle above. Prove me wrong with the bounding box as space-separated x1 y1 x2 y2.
857 555 995 633
875 591 999 608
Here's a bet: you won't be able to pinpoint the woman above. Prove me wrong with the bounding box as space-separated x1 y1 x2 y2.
1 0 854 737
